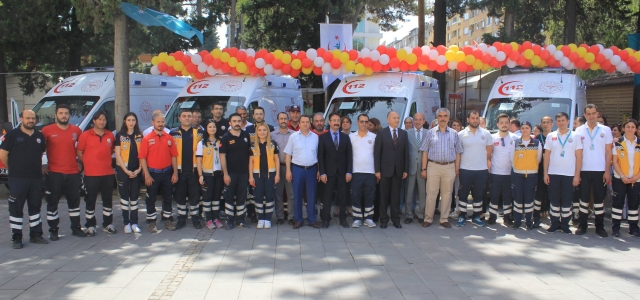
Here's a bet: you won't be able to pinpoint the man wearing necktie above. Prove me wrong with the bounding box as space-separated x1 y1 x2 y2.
318 113 353 228
374 111 409 229
403 113 427 224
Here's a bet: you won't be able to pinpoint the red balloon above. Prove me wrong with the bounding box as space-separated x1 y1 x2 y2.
317 48 327 58
173 51 184 60
561 46 571 56
517 56 527 66
228 47 239 57
473 49 483 59
348 49 358 60
281 64 292 74
522 41 532 50
200 50 209 57
377 45 387 55
264 53 274 64
389 57 400 68
250 66 259 76
601 61 612 70
272 59 283 69
331 58 342 69
245 56 255 67
231 69 240 76
185 63 196 73
322 51 333 62
575 59 586 69
457 61 468 72
372 61 382 72
532 45 541 55
381 64 391 72
181 55 192 64
412 47 422 56
502 45 512 55
302 58 313 69
399 61 409 72
221 64 231 73
313 67 322 75
539 50 550 60
436 46 447 55
290 69 300 77
419 55 429 65
589 45 600 55
482 53 492 63
627 56 637 67
363 57 373 67
212 59 223 69
463 46 473 55
427 60 438 71
256 49 269 58
547 57 558 66
236 51 247 62
568 52 579 62
610 46 619 54
436 65 448 73
296 50 306 60
157 62 168 72
492 42 502 50
595 54 606 64
508 51 520 61
203 54 214 65
521 60 531 68
194 71 204 79
619 50 630 61
167 68 177 77
221 48 229 53
632 63 640 73
387 47 397 58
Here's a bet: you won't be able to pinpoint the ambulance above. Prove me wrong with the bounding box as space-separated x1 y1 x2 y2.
164 75 304 129
324 73 441 130
482 71 587 132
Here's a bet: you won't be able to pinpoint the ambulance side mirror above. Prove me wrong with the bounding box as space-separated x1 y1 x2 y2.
2 122 12 133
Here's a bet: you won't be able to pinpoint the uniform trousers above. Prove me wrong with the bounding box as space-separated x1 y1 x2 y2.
549 175 574 229
84 175 114 228
45 172 81 231
511 172 537 226
9 177 43 237
116 169 141 225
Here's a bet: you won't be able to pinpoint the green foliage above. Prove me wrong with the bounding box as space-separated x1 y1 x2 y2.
471 0 549 44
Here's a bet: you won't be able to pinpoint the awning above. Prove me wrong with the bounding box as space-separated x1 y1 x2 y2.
119 2 204 45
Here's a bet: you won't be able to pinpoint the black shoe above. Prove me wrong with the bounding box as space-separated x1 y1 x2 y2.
284 212 288 220
595 227 608 237
251 216 259 223
417 218 424 224
380 223 388 229
276 219 284 225
393 222 402 229
613 230 621 237
322 221 330 229
512 223 520 230
175 221 186 229
547 225 560 233
404 218 413 224
503 216 514 226
293 221 302 229
574 226 587 235
340 219 349 228
561 227 573 234
288 219 294 225
486 218 496 226
525 225 533 231
12 235 22 249
193 221 202 229
49 229 59 241
71 226 87 237
29 235 49 244
532 220 541 228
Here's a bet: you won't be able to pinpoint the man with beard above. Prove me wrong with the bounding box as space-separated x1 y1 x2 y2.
143 110 171 136
236 106 252 131
191 110 204 131
533 116 553 227
312 113 328 135
41 104 86 240
0 110 48 248
272 112 296 225
209 102 230 139
288 105 301 131
488 113 517 225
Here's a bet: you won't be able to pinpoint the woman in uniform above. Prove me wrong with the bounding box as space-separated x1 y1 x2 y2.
611 119 640 237
115 113 143 233
197 120 225 229
511 121 542 230
249 123 280 229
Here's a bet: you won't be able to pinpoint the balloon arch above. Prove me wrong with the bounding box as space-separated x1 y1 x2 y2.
150 42 640 79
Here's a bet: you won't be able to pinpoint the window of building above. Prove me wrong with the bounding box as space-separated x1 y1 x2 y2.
464 27 468 35
495 18 500 25
353 37 365 50
464 13 468 20
482 21 485 28
470 11 474 18
448 33 450 41
355 20 365 33
452 30 457 38
447 21 450 27
464 41 469 46
476 23 480 30
494 31 499 37
452 17 457 25
487 17 491 25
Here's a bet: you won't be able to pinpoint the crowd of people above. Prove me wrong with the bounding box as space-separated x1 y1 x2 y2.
2 102 636 250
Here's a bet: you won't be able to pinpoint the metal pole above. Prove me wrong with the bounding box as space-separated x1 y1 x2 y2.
464 72 468 123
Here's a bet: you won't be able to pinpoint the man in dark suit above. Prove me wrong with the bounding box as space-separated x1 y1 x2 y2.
318 113 353 228
374 111 409 229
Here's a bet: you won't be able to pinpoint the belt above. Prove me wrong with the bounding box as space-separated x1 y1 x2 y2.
428 160 455 165
148 166 172 173
292 163 317 170
280 163 286 166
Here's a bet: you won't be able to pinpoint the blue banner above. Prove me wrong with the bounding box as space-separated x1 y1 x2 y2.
119 2 204 45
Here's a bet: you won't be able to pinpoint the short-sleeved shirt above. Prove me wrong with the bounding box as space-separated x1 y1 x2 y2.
612 137 639 180
41 124 82 174
220 130 252 174
350 131 376 174
196 139 221 172
139 131 178 169
115 132 140 171
544 130 583 176
272 128 294 163
458 127 493 170
0 128 46 178
574 123 613 171
284 130 319 166
77 129 115 176
207 118 229 140
420 127 463 163
490 132 517 175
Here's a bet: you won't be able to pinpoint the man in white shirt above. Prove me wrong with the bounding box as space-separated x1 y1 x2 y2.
236 105 253 130
456 111 493 227
544 112 583 234
284 115 320 229
349 114 377 228
488 113 517 225
574 104 612 237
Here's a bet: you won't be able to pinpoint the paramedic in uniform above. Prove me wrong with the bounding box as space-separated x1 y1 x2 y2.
543 112 583 234
533 116 553 227
611 119 640 237
139 113 179 232
0 110 48 249
41 104 86 240
244 106 274 223
170 110 204 229
510 121 542 230
574 104 613 237
488 113 517 225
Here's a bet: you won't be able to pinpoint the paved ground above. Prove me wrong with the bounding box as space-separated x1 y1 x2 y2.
0 188 640 300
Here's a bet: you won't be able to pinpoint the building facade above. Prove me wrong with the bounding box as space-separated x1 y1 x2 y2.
447 7 502 47
386 23 433 49
353 18 384 50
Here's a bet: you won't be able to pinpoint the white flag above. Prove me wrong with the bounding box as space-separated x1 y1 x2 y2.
319 24 353 89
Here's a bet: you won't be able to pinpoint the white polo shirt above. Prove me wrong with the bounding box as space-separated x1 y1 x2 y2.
574 123 613 171
458 126 493 170
490 132 517 175
612 137 639 180
283 130 318 167
545 129 584 176
350 131 376 174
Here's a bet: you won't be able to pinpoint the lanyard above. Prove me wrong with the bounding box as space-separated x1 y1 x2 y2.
558 131 572 157
587 126 600 150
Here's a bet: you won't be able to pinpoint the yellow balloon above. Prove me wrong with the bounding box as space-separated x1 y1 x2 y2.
531 55 541 66
397 49 408 61
482 63 490 71
473 60 483 70
577 47 587 58
273 50 283 59
590 62 600 71
166 56 176 66
158 52 168 62
418 63 428 71
339 52 350 64
634 51 640 61
406 53 418 65
345 61 356 72
523 49 534 60
464 55 475 65
455 51 465 62
228 57 238 67
355 63 366 74
220 52 231 63
174 61 185 72
302 66 313 75
236 62 247 73
449 45 459 53
211 48 222 59
568 44 578 52
584 52 595 63
181 69 190 76
510 42 518 51
332 49 341 58
151 56 160 65
291 59 302 70
445 50 456 61
281 53 292 64
364 67 373 76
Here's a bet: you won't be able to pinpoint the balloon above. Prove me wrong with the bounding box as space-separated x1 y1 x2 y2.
627 56 637 67
272 59 283 69
616 61 628 72
197 63 208 73
339 52 350 64
377 45 387 54
158 52 168 62
186 63 197 73
322 51 333 62
348 49 359 60
264 64 275 75
553 50 564 60
455 51 465 62
281 53 292 64
314 57 325 68
428 49 438 60
306 48 318 60
448 61 458 70
406 54 418 65
151 56 160 65
181 55 192 65
602 48 614 59
539 50 550 60
255 58 266 69
220 52 231 63
302 58 313 69
228 57 238 67
320 62 331 74
236 62 248 73
389 57 400 68
157 62 168 72
150 66 160 75
584 53 595 63
370 50 381 61
173 61 184 72
523 49 534 60
291 59 302 70
191 54 203 65
345 61 356 72
445 50 455 61
207 66 216 76
619 50 630 61
506 59 517 68
509 51 521 61
360 48 371 58
464 55 475 65
496 51 506 62
610 55 621 66
436 55 447 65
379 54 390 65
487 46 497 57
546 44 557 55
397 48 408 61
531 56 541 66
355 63 366 74
331 58 342 69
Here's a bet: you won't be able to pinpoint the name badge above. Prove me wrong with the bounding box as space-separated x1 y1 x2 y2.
493 142 499 146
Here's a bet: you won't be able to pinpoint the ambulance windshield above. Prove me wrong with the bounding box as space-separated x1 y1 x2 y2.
326 97 407 130
32 96 100 130
165 96 246 129
484 97 571 133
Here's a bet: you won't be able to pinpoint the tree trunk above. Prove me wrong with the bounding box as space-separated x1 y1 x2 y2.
563 0 576 44
0 48 8 124
433 0 446 106
502 9 515 75
114 12 129 129
68 7 83 72
418 0 425 47
229 0 237 47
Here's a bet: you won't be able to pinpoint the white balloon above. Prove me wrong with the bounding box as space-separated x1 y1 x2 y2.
162 71 168 76
610 55 622 66
602 48 614 59
246 48 256 57
436 55 447 65
478 43 488 51
306 48 318 60
616 61 628 72
546 45 557 55
487 46 497 57
150 66 160 75
428 49 438 60
322 62 332 74
274 69 283 76
341 66 349 74
207 66 216 76
448 61 458 70
191 54 202 65
568 62 576 70
379 54 390 65
360 48 371 58
496 51 506 62
404 46 413 54
553 51 565 60
314 57 325 68
370 50 380 61
197 63 207 73
264 64 274 75
255 58 266 68
560 57 570 67
421 46 430 54
506 59 517 68
391 67 400 72
597 44 605 52
331 69 341 76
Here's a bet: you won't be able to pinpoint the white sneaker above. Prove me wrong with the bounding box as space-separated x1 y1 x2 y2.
264 221 271 229
131 224 141 233
352 220 362 228
257 220 265 229
124 224 132 234
364 219 377 228
449 210 459 219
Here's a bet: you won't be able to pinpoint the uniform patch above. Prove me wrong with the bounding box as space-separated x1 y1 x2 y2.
368 140 372 144
36 138 41 143
621 152 625 158
244 138 248 142
518 153 524 158
168 140 172 146
149 139 156 145
552 137 557 141
600 133 605 138
568 138 573 143
229 140 235 145
221 126 226 130
72 133 77 140
122 144 128 150
481 135 485 140
107 138 111 144
494 142 499 146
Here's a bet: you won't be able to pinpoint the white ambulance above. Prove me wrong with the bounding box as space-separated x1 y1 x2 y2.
482 71 587 132
164 75 304 129
324 73 441 130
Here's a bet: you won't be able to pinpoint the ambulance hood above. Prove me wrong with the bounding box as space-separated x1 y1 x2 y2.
45 73 191 97
331 73 438 100
487 73 585 100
